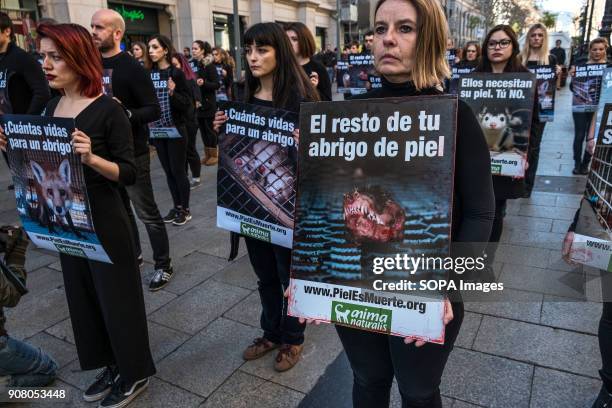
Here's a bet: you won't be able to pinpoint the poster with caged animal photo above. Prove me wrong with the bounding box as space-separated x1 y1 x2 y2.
216 101 298 248
458 72 536 177
0 114 111 263
287 96 457 342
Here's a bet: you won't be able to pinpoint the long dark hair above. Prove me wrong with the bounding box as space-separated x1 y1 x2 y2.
146 35 175 70
476 25 527 73
172 52 196 81
243 22 319 109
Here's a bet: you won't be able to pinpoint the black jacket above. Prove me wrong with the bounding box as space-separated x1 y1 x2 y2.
196 62 220 117
0 42 50 114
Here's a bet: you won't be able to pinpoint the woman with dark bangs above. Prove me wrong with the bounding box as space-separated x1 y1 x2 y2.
285 22 332 101
0 23 155 407
213 22 319 372
171 52 202 188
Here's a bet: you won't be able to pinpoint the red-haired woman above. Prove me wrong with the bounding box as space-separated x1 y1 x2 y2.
0 24 155 407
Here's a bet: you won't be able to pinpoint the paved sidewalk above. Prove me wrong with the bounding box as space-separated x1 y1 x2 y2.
3 86 604 408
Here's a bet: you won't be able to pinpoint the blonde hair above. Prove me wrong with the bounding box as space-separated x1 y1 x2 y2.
520 23 549 65
374 0 450 90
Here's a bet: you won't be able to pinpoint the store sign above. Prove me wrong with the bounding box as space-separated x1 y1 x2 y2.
113 5 145 22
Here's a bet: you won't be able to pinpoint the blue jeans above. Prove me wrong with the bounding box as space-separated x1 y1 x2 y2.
0 335 57 387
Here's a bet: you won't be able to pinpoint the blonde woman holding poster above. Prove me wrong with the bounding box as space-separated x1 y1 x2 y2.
323 0 495 406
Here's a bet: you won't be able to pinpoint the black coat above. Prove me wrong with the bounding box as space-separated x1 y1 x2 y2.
196 62 220 117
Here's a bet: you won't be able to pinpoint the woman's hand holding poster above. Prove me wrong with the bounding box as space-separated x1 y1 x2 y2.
0 114 112 263
458 72 536 177
216 101 298 248
288 96 457 343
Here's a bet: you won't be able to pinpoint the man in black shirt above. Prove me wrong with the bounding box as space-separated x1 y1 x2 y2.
550 39 566 66
91 9 174 291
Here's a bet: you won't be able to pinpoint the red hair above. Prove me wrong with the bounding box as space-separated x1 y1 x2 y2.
37 24 103 98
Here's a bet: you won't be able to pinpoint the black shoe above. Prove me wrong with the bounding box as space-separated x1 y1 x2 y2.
572 166 581 175
162 208 179 223
579 164 590 175
522 190 532 199
172 209 192 226
83 366 118 402
593 386 612 408
99 377 149 408
149 266 174 291
137 254 144 269
7 184 13 190
189 178 201 190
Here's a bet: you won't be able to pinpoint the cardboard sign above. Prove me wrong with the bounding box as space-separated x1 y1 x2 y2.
1 114 112 263
528 65 556 122
571 103 612 270
572 63 607 113
288 96 458 342
458 73 537 177
149 69 181 139
216 101 298 248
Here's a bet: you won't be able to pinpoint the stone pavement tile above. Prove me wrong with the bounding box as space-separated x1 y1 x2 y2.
45 318 74 344
57 360 99 391
502 215 553 232
48 260 61 271
156 317 259 397
196 231 248 260
502 229 566 251
141 251 227 296
5 287 69 339
495 244 550 269
142 286 177 315
560 164 582 176
454 311 482 349
201 370 304 408
26 332 77 369
452 400 484 408
555 195 582 209
440 348 532 407
390 382 455 407
147 321 191 363
9 379 90 408
540 295 600 335
129 378 204 408
519 192 558 207
25 266 64 295
499 263 587 299
24 248 58 272
240 323 344 393
224 291 260 328
473 316 600 378
464 288 543 324
213 255 258 290
518 205 577 221
149 279 250 335
530 367 601 408
551 218 574 233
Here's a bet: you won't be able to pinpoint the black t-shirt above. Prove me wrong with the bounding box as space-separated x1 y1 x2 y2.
45 95 136 187
102 52 161 157
350 78 495 243
302 59 332 101
526 54 557 68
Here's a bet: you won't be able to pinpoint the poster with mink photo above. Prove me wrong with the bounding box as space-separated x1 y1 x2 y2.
0 114 111 263
570 103 612 271
216 101 298 248
288 96 457 342
458 72 536 177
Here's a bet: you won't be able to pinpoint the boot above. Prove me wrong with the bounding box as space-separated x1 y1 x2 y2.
205 147 218 166
200 148 210 165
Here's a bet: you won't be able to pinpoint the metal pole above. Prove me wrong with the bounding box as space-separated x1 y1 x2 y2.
336 0 341 59
233 0 242 82
587 0 595 44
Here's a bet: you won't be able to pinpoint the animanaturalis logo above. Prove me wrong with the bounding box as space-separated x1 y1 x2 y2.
240 222 271 242
55 243 86 258
331 301 392 332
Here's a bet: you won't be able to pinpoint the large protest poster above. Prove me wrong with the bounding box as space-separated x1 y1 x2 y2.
216 101 298 248
149 69 181 139
594 68 612 138
448 65 475 95
288 96 457 342
342 53 376 95
0 69 12 115
336 58 350 94
215 65 229 102
528 65 556 122
458 73 536 177
0 114 112 263
572 63 607 113
570 103 612 271
101 69 113 96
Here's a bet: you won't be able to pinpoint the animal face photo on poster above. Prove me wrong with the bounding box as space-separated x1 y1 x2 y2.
478 106 530 154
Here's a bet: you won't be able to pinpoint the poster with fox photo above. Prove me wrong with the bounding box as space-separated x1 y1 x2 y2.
216 101 298 248
0 69 12 115
149 69 181 139
288 96 457 342
343 53 376 95
528 65 556 122
458 72 536 177
447 65 475 95
336 58 349 94
571 103 612 271
0 114 112 263
594 68 612 139
572 63 607 113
